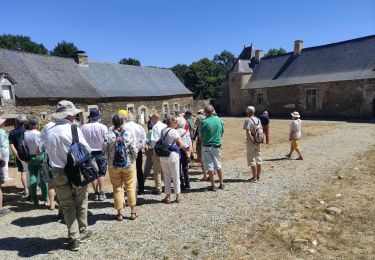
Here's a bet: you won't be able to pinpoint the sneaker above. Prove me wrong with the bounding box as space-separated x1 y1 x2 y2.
80 230 94 242
98 192 106 201
21 191 29 198
94 193 99 201
0 208 11 217
67 239 80 251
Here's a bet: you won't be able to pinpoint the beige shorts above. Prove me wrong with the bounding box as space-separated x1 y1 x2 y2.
246 141 262 166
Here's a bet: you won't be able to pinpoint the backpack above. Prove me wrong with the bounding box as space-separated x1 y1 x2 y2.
154 128 174 157
250 117 264 143
186 119 196 140
112 130 131 168
65 124 98 186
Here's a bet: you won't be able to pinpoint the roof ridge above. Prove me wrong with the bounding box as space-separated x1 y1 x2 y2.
89 60 171 71
0 47 76 61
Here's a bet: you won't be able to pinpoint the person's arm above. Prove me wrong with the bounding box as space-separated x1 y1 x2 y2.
176 137 184 149
289 122 295 141
139 126 147 150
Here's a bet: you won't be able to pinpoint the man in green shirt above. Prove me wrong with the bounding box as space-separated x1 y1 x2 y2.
199 105 224 191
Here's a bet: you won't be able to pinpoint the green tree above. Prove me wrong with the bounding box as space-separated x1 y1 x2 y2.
50 41 79 58
265 47 287 57
119 58 141 66
184 58 226 99
213 50 236 72
0 34 48 55
171 64 189 84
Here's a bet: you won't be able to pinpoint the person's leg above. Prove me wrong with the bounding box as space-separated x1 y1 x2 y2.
212 148 223 187
91 179 98 196
136 150 144 193
160 157 172 201
152 151 163 193
256 165 262 180
52 168 80 241
169 153 181 201
28 162 38 204
122 165 137 217
48 183 56 210
288 140 296 157
294 140 303 159
0 184 3 209
265 131 270 145
74 184 88 234
143 150 153 179
109 167 125 219
251 165 257 181
38 168 48 203
202 147 215 189
181 149 190 188
2 148 9 180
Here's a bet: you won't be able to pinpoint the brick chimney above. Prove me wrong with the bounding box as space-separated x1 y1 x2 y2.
254 50 264 63
74 51 89 66
293 40 303 56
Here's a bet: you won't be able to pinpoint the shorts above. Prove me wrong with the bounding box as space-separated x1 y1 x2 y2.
246 141 262 166
202 146 222 171
91 151 107 176
196 139 202 162
16 158 25 172
262 125 269 134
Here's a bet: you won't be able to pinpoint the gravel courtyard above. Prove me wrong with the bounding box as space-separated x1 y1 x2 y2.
0 118 374 259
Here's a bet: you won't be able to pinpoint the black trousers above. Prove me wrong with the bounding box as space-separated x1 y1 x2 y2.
136 150 144 192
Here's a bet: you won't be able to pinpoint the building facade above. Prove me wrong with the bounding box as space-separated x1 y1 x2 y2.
227 35 375 118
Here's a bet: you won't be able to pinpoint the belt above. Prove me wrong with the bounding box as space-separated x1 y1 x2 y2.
202 144 221 148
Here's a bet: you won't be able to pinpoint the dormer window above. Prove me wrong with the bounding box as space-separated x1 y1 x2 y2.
2 85 13 100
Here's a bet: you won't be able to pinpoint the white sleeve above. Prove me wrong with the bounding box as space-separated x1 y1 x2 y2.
77 127 91 153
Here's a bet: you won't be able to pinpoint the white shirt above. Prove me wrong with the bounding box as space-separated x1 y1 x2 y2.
122 121 146 150
81 122 108 151
39 121 55 151
177 128 191 148
45 119 91 168
160 127 180 146
150 121 167 148
24 129 41 155
290 119 302 139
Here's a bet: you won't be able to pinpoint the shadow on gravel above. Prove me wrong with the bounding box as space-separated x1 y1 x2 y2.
11 214 60 227
263 157 288 162
88 213 116 225
223 179 249 183
0 237 67 257
184 187 211 193
88 201 113 209
136 197 163 206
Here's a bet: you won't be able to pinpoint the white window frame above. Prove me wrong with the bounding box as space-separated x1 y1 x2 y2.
127 104 135 116
2 85 12 100
162 102 169 116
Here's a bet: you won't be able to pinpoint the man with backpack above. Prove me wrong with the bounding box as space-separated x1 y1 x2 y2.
8 115 29 197
44 100 93 251
243 106 263 183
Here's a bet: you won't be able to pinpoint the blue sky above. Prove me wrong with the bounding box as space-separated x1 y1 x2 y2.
1 0 374 67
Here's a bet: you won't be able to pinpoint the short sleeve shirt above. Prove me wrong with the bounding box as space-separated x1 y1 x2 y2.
0 129 9 154
290 119 302 139
161 128 180 146
24 129 41 155
8 127 25 152
243 116 260 135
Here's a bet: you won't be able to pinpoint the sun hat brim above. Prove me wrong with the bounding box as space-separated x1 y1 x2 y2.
52 108 81 120
291 112 300 118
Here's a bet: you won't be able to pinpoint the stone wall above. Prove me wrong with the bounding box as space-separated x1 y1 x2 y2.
227 72 252 115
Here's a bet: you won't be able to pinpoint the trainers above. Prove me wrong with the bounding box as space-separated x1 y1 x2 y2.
94 193 99 201
80 230 94 242
0 208 11 217
99 192 106 201
21 191 29 198
67 239 80 251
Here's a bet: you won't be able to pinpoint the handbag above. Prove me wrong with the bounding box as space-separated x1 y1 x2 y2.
65 124 98 186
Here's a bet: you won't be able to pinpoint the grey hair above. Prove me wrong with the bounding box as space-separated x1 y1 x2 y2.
165 114 177 126
15 115 27 127
27 116 39 129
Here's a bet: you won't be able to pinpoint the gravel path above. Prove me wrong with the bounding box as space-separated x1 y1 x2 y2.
0 121 374 259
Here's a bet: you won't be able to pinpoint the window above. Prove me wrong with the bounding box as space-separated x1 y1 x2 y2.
184 104 190 111
306 88 317 110
256 92 264 105
174 103 180 116
2 86 12 100
127 104 135 115
162 102 169 116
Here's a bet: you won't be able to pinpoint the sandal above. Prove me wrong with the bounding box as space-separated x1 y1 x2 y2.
296 156 304 160
175 197 181 203
207 186 216 191
248 177 258 183
285 154 291 159
116 214 123 221
162 198 171 204
130 212 137 220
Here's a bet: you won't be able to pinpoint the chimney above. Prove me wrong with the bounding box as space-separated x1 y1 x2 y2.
74 51 89 66
293 40 303 56
254 50 264 63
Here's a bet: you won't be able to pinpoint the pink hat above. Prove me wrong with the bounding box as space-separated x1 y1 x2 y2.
0 118 6 126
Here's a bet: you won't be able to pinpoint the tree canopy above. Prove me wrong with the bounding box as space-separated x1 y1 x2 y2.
213 50 236 72
50 41 79 58
0 34 48 55
119 58 141 66
265 47 287 57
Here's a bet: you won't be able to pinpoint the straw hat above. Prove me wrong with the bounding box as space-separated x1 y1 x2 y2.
52 100 81 120
291 111 301 118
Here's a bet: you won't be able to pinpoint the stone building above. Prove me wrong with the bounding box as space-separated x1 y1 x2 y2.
227 35 375 118
0 49 193 126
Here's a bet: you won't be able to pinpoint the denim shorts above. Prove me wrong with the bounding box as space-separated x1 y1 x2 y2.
202 146 222 171
91 151 107 176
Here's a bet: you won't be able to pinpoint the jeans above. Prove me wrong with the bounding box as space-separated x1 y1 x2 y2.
136 150 144 192
180 148 190 188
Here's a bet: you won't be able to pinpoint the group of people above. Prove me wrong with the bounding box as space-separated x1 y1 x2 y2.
0 101 224 251
0 100 303 251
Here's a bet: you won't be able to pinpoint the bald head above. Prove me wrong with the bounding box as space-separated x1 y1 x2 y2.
204 104 215 116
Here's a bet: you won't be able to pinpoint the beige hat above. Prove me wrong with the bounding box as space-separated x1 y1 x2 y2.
52 100 81 120
246 106 255 113
291 111 300 118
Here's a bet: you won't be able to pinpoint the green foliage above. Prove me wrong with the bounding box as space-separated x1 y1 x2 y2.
265 47 287 57
119 57 141 66
213 50 236 72
171 64 189 84
0 34 48 55
50 41 79 58
9 149 16 166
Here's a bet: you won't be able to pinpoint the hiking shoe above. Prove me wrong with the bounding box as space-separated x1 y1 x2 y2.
99 192 106 201
0 208 11 217
218 184 225 190
285 154 291 159
80 230 94 242
67 239 80 251
296 156 304 160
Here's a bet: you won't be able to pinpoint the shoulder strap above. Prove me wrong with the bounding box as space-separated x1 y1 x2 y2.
71 124 79 144
161 128 172 140
250 117 260 126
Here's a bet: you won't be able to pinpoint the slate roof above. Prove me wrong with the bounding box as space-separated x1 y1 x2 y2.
79 62 192 97
0 48 192 99
232 59 252 74
244 35 375 89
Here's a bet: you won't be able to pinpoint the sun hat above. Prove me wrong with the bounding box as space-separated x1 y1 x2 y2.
291 111 301 118
0 118 6 126
88 108 101 122
246 106 255 113
118 109 128 117
52 100 81 120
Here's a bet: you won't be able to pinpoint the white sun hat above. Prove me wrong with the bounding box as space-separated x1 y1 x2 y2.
52 100 81 120
291 111 301 118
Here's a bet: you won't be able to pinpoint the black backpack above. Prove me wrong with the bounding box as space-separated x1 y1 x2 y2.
65 125 99 186
154 129 175 157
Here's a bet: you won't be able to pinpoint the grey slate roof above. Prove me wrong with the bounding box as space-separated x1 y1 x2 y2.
79 62 192 97
232 59 252 74
244 35 375 89
0 48 192 99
